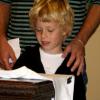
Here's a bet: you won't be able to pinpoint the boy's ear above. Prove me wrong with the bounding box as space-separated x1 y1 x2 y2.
63 27 71 36
62 32 66 36
62 31 70 36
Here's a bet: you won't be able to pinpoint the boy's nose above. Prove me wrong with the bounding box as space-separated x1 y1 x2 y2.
41 31 47 38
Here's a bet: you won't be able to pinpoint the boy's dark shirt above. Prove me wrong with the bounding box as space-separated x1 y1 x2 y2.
14 45 86 100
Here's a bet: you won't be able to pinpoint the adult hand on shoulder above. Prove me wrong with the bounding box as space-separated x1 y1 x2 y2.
0 36 16 70
62 37 85 76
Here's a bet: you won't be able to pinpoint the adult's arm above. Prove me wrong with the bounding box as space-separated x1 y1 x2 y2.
63 3 100 76
0 2 16 69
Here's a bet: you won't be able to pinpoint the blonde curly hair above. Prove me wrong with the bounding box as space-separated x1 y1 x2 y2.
29 0 74 33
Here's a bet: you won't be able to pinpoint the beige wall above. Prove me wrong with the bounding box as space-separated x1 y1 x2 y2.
86 26 100 100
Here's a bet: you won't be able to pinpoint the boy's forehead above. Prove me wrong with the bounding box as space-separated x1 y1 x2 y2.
36 18 60 27
37 17 53 22
36 17 59 24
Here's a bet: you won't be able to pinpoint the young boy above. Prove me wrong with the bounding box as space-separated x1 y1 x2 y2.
14 0 86 99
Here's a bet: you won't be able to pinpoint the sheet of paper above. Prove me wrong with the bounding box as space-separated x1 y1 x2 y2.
52 75 74 100
0 78 46 83
0 66 50 80
8 38 21 59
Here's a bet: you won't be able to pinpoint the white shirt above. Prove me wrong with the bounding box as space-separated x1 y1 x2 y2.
39 48 64 74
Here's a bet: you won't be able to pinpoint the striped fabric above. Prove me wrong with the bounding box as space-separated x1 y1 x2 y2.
0 0 99 52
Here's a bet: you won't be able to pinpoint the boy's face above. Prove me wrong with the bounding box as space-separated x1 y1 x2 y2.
34 18 66 54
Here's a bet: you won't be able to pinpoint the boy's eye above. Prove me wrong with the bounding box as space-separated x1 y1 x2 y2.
47 29 54 32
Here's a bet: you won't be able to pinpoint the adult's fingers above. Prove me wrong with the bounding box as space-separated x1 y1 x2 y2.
62 45 72 58
76 58 84 76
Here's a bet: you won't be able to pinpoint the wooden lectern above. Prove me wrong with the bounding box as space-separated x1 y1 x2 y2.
0 79 54 100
